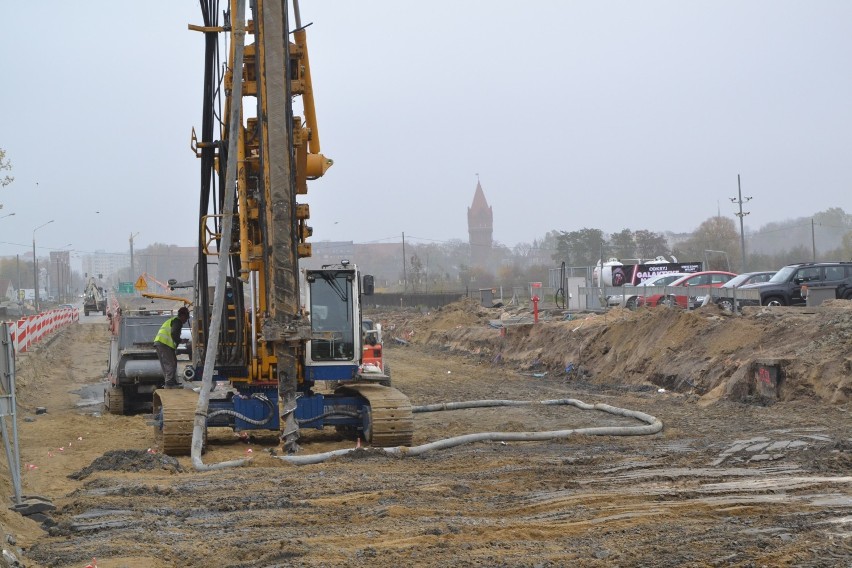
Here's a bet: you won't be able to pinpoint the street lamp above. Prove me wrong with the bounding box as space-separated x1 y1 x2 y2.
32 219 55 312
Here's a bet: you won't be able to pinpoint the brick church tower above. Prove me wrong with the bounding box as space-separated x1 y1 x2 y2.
467 179 493 268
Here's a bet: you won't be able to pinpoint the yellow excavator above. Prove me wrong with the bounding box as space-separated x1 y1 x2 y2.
153 0 412 456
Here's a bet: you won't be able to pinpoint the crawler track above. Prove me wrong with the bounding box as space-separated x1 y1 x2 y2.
104 385 125 415
153 388 202 456
338 384 414 447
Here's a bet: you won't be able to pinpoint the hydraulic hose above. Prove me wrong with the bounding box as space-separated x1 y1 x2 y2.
276 398 662 466
297 410 362 426
207 393 276 426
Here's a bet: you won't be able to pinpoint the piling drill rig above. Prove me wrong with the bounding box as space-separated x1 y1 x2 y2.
153 0 412 456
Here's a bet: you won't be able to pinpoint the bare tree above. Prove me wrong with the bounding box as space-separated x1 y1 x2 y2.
674 216 740 269
609 229 636 259
512 242 532 258
409 254 424 293
634 229 671 259
0 148 13 195
555 228 605 266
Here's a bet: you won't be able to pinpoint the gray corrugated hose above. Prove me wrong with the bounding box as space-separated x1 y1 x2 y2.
276 398 663 466
190 0 248 471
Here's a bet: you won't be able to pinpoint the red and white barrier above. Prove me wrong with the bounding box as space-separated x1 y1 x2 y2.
5 307 79 353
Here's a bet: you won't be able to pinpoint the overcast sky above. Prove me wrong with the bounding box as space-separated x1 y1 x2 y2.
1 1 850 268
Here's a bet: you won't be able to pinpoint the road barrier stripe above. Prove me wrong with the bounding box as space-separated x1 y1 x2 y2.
4 307 79 353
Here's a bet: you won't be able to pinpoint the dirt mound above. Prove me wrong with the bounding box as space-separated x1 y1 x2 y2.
369 297 497 344
68 450 184 480
378 299 852 405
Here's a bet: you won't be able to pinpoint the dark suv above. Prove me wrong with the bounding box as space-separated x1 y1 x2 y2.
740 262 852 306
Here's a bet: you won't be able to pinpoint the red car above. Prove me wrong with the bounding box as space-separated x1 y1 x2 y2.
639 271 738 308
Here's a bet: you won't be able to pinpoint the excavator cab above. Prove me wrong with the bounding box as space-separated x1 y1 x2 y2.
304 266 361 379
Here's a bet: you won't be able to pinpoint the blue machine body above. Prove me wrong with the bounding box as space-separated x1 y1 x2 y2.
295 393 367 430
196 373 366 433
191 266 372 435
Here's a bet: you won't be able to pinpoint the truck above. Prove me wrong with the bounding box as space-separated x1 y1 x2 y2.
83 277 107 316
152 0 413 456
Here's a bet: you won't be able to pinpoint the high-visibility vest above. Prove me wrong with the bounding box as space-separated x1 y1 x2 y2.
154 316 179 349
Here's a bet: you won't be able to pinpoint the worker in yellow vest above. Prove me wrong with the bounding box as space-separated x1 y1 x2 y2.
154 306 190 389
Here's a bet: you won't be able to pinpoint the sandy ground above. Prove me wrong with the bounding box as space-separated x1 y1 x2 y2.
1 302 850 567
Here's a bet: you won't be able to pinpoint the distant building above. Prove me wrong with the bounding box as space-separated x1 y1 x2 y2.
301 241 403 290
302 241 356 269
136 245 197 285
664 231 692 251
80 245 196 287
82 250 128 283
467 180 493 269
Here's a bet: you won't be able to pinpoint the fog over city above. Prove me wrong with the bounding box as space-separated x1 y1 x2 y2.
2 1 850 273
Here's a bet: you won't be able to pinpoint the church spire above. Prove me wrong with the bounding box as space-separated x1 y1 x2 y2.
467 178 493 269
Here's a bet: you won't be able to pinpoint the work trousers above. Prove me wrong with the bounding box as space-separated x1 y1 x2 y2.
155 342 178 385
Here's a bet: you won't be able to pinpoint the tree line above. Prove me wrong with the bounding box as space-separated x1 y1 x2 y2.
395 209 852 293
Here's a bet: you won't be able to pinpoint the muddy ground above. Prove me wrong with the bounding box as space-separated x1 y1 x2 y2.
1 301 850 567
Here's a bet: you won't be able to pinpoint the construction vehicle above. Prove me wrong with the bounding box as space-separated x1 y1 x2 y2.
83 276 107 316
104 288 193 414
153 0 413 455
105 307 189 415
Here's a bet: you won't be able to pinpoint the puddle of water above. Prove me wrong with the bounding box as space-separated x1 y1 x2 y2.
73 382 105 408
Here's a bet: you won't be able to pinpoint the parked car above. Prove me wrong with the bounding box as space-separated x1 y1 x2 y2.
607 272 688 309
639 271 738 308
714 271 776 311
739 262 852 306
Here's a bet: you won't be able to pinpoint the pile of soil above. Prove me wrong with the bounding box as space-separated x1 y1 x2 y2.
68 450 183 480
370 299 852 405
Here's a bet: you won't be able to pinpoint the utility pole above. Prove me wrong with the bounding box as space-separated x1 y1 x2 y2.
130 232 140 281
401 232 407 294
811 218 816 261
729 174 752 273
